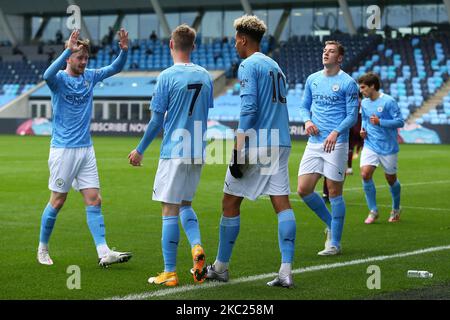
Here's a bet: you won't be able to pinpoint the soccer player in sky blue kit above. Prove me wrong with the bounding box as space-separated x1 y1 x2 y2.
298 40 359 256
37 29 132 267
358 72 404 224
128 24 214 287
205 15 296 288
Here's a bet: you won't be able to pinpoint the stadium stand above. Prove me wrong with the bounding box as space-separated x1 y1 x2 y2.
211 31 450 123
417 91 450 125
210 34 382 122
351 32 450 121
1 27 450 126
0 43 63 107
87 36 271 75
0 37 272 108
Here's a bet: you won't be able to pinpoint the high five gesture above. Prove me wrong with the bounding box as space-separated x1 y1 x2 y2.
117 28 129 51
67 29 84 52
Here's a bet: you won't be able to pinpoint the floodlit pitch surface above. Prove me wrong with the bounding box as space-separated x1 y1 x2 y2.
1 135 449 300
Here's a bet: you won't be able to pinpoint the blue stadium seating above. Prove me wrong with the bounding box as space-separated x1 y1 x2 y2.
418 90 450 124
0 37 260 107
352 33 450 121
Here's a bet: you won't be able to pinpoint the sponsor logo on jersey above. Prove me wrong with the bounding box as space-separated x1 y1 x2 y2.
65 94 90 105
312 94 340 104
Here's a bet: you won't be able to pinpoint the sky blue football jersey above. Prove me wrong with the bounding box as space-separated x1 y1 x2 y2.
300 70 359 144
151 63 214 159
238 52 291 148
44 49 127 148
361 93 404 155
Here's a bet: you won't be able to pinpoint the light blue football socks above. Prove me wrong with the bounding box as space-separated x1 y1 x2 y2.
86 205 107 246
330 195 346 248
216 215 240 267
39 203 60 246
302 192 332 228
277 209 296 263
161 215 180 272
180 206 201 248
390 180 401 210
363 179 378 212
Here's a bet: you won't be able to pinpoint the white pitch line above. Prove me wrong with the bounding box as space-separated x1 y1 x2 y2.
346 203 450 212
284 198 450 212
343 179 450 192
289 179 450 195
105 244 450 300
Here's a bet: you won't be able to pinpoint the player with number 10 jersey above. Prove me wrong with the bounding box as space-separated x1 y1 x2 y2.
205 15 296 289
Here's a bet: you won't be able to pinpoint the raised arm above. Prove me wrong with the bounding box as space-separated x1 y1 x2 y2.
94 28 129 83
43 29 82 87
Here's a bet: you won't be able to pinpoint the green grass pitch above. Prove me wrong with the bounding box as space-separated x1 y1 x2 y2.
1 135 449 300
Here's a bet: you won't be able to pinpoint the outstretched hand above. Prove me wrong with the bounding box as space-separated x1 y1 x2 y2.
67 29 83 52
117 28 129 51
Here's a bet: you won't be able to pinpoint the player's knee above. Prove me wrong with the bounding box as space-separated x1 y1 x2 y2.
50 193 67 209
51 198 66 210
85 194 102 206
297 185 312 198
385 174 397 186
360 170 372 181
222 203 239 215
327 182 343 198
271 196 291 213
328 189 342 198
222 197 240 216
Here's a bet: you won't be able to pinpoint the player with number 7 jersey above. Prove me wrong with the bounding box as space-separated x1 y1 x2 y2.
128 24 214 286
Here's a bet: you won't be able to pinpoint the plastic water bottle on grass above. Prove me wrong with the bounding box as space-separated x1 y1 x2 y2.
407 270 433 278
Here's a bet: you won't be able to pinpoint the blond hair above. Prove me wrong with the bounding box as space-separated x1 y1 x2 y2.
171 24 196 52
233 15 267 43
65 38 90 54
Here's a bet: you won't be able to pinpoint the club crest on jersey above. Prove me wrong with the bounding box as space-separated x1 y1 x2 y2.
55 178 65 188
332 84 340 92
377 106 383 113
